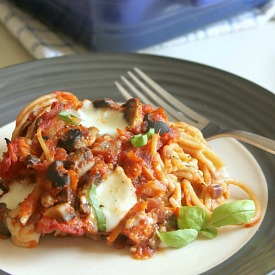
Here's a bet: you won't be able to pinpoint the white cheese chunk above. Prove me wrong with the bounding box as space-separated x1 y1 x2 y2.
0 180 35 210
96 166 137 232
77 99 127 138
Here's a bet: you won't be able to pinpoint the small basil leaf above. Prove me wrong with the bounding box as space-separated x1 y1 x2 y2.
146 128 155 138
87 184 106 232
58 110 79 126
178 206 209 231
131 134 148 147
157 229 198 248
211 200 255 227
200 226 218 239
130 128 155 147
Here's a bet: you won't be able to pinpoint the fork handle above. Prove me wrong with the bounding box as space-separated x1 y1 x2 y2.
206 129 275 154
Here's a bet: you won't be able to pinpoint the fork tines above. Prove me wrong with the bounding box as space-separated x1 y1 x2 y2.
115 67 208 127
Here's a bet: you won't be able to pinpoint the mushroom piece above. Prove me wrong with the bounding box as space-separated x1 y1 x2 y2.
122 98 143 131
0 180 8 195
58 128 83 152
0 203 10 236
43 203 76 222
93 98 120 110
46 161 71 188
66 147 95 178
144 113 171 135
58 127 98 152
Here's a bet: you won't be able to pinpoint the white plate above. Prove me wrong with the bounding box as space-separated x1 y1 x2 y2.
0 122 268 275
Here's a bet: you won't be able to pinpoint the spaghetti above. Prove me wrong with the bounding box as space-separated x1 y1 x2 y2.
0 91 261 259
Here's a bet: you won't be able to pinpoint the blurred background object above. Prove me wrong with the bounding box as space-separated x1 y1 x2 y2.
0 0 275 92
1 0 274 57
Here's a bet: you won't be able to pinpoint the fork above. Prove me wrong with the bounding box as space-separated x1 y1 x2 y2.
115 67 275 155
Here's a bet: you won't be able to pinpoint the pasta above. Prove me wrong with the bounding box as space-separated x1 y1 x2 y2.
0 91 261 259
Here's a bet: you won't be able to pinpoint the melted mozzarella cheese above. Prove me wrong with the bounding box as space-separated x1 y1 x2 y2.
0 180 35 210
96 166 137 232
77 100 128 138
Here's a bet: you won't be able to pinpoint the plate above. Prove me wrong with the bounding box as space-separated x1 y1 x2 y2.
0 125 267 274
0 53 274 274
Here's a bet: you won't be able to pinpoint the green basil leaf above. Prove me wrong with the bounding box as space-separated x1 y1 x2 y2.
130 128 155 147
146 128 155 138
87 184 106 232
131 134 148 147
178 206 210 231
211 200 255 227
157 229 198 248
200 226 218 239
58 110 79 126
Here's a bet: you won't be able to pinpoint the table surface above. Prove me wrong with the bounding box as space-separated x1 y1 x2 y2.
0 22 33 67
0 20 275 95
